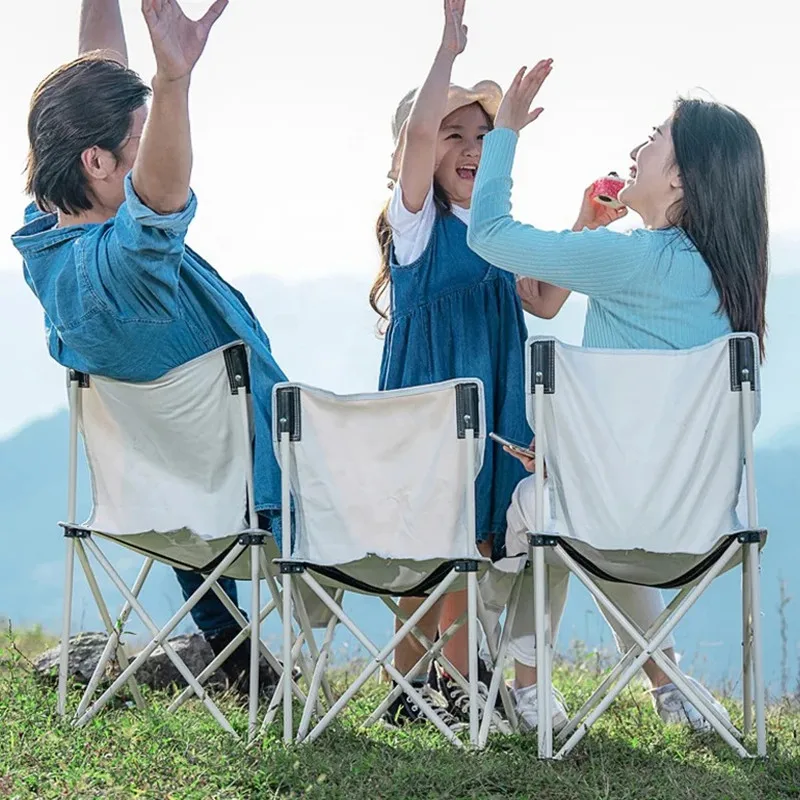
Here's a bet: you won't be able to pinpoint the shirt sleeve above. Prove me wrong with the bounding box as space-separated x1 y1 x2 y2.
386 182 437 266
76 173 197 319
468 128 652 297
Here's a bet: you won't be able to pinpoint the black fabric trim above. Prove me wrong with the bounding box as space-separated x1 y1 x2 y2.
530 339 556 394
455 382 481 438
554 534 750 590
728 336 758 392
223 343 250 395
275 386 302 442
301 561 458 598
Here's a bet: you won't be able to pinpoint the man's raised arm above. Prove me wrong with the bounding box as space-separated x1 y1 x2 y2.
79 0 128 64
132 0 228 215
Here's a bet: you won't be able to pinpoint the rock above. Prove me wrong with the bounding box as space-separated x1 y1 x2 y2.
33 631 257 693
136 633 225 691
33 631 118 684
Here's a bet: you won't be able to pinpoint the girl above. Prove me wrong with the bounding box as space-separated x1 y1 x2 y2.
371 2 622 728
468 60 768 733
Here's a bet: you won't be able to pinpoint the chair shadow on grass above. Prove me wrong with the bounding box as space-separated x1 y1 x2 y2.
238 697 800 800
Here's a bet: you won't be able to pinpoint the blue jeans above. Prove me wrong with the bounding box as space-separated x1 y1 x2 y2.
172 512 281 637
172 568 240 637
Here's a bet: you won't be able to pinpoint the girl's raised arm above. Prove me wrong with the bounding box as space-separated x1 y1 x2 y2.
397 0 467 213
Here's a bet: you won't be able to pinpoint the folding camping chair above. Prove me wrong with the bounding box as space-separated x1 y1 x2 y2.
481 333 767 759
270 379 514 748
57 342 323 743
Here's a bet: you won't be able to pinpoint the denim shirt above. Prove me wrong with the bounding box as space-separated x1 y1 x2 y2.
12 174 287 513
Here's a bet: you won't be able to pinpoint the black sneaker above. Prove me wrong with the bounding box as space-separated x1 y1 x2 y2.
428 658 504 710
383 683 467 731
205 627 279 696
428 662 506 731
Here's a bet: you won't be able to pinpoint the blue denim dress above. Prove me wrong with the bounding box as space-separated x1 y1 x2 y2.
379 211 530 557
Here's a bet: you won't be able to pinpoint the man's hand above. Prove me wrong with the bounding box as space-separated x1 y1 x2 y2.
142 0 228 83
572 185 628 231
494 59 553 134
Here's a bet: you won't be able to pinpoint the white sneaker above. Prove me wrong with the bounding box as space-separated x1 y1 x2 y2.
652 675 731 734
513 683 569 734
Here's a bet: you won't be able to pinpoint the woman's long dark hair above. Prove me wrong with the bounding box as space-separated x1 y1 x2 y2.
370 180 452 333
669 98 769 358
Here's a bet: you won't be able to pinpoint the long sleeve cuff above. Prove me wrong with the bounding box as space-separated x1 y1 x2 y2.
478 127 519 181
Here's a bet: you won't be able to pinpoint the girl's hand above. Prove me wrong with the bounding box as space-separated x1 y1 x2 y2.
572 184 628 231
494 59 553 134
441 0 467 57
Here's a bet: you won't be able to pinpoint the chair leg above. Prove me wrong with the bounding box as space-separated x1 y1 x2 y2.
467 570 479 747
248 544 261 744
533 545 552 759
748 542 767 757
282 568 294 745
260 632 308 735
57 536 76 718
742 545 753 736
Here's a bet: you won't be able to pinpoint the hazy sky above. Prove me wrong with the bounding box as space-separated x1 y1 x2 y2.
1 0 797 284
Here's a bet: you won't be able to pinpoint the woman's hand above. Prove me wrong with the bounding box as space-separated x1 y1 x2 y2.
142 0 228 83
503 439 547 477
572 185 628 231
494 59 553 134
441 0 468 57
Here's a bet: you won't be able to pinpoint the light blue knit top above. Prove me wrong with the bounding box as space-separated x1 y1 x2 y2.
467 128 732 350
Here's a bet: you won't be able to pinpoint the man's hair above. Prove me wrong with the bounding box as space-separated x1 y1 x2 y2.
25 54 151 215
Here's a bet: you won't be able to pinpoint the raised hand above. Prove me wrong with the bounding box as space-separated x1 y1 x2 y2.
141 0 229 82
441 0 467 56
573 185 628 231
494 59 553 134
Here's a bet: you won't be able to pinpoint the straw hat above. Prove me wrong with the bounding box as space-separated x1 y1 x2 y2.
387 80 503 183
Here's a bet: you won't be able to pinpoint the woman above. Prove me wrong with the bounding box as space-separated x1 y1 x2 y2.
468 60 768 733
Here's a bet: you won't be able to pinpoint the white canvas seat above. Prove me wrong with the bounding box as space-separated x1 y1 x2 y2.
271 379 513 747
57 342 323 743
482 333 767 758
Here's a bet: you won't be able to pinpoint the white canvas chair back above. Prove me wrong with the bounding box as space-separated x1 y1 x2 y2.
273 380 485 566
71 342 259 577
78 343 250 538
528 334 760 561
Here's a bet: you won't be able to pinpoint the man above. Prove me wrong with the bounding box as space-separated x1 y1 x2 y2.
12 0 284 689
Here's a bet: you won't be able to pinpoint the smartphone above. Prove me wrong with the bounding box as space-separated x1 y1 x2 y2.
488 432 536 459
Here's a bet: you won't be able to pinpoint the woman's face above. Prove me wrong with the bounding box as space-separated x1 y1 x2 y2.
618 115 683 227
433 103 491 209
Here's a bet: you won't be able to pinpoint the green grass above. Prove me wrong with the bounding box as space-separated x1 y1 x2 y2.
1 635 799 800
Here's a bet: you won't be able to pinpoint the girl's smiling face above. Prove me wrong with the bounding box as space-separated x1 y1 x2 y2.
433 103 491 209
